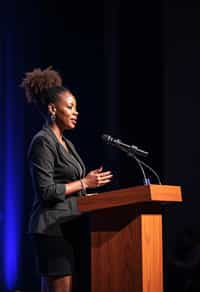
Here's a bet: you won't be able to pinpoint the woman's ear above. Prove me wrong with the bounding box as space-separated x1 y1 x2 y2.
48 103 56 115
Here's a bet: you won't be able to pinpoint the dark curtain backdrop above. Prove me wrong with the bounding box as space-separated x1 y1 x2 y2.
164 1 200 291
1 0 199 291
0 1 39 291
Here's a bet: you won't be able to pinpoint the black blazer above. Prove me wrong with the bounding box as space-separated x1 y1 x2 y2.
28 124 86 236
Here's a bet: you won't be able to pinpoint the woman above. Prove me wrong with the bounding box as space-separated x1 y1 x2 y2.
21 67 113 292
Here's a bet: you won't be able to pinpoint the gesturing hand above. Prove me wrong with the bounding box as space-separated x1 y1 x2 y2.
82 166 113 189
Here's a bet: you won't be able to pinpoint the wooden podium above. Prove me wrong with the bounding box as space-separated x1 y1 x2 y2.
77 184 182 292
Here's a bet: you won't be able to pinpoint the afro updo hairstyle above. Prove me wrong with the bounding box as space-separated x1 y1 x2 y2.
21 67 69 118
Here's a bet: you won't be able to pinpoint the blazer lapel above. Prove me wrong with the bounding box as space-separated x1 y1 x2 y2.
42 125 86 178
63 136 86 177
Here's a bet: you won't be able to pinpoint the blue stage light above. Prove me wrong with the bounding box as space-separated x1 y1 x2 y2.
3 36 24 290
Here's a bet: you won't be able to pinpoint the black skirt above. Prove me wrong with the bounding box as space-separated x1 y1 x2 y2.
32 234 75 277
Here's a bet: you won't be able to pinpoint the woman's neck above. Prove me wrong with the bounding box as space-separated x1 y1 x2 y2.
48 122 64 142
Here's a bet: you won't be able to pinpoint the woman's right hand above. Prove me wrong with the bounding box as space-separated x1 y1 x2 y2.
82 166 113 189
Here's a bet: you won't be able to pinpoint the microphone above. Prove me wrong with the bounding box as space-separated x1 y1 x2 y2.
101 134 149 157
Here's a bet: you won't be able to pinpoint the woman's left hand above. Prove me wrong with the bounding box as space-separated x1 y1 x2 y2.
82 166 113 189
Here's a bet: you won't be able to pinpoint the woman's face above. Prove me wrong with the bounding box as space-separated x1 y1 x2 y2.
55 91 78 130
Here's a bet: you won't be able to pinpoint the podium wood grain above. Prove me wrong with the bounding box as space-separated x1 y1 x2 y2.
78 184 182 212
77 185 182 292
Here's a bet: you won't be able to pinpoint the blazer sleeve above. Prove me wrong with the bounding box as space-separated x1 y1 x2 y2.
28 137 66 203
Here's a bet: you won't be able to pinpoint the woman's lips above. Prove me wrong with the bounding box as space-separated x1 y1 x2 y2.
71 119 77 124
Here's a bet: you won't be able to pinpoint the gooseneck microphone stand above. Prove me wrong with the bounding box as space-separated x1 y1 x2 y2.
125 148 162 185
101 134 162 185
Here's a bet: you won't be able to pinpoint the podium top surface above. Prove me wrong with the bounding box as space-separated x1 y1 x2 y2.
77 184 182 213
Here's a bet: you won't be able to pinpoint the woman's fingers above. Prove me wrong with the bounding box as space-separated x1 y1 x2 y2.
97 179 112 187
100 171 112 176
93 166 103 174
85 168 113 188
101 179 112 185
100 174 113 180
97 165 103 172
97 173 113 186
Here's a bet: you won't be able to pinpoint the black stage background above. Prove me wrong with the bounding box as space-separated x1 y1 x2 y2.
1 0 200 291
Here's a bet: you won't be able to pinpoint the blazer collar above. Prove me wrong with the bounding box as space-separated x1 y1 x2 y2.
42 124 58 144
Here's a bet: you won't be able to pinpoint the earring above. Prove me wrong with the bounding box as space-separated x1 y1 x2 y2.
51 113 56 122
